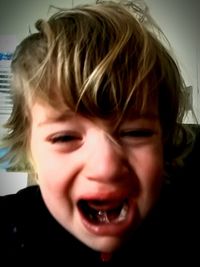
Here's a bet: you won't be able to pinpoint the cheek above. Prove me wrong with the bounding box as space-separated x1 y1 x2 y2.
30 144 83 202
140 147 164 215
129 144 164 197
30 140 68 191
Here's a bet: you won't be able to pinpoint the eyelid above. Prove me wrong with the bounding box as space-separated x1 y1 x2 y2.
47 131 81 143
120 129 155 137
51 134 77 143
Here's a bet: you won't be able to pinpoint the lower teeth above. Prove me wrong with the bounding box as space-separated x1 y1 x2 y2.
97 210 110 224
96 203 128 224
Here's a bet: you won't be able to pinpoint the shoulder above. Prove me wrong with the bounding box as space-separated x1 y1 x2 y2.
0 184 40 201
0 186 44 249
0 185 62 262
0 186 43 237
0 185 41 216
0 185 83 262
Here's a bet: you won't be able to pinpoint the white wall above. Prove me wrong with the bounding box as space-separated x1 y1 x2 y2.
0 171 27 195
146 0 200 122
0 0 95 42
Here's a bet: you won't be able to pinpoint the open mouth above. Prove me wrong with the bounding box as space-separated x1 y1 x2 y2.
77 199 128 225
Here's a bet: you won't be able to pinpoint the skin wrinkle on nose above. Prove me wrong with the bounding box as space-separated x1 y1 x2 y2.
105 131 121 149
83 129 129 183
91 129 124 158
89 130 122 160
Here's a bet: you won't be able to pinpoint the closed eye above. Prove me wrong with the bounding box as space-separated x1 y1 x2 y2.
50 134 80 144
46 131 83 152
120 129 154 138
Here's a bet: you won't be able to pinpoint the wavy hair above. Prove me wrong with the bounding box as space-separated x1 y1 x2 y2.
0 1 187 171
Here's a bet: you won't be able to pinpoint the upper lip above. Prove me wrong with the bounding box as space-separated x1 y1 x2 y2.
76 190 131 207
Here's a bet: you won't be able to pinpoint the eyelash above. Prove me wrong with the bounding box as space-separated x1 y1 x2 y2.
120 129 154 138
50 134 79 144
50 129 154 143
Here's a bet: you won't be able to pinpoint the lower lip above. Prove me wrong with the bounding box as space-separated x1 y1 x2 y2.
79 200 138 236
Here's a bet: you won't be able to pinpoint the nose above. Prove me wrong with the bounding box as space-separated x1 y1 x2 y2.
83 132 129 183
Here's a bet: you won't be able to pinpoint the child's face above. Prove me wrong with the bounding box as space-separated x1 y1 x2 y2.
30 99 164 253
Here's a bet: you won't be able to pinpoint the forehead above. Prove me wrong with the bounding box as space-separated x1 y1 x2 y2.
30 99 70 123
30 97 159 128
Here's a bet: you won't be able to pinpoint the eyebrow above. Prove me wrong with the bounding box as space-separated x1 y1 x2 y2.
126 112 159 121
38 110 159 127
38 110 76 127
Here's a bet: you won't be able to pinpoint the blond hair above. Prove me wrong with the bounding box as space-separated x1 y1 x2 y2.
1 1 187 171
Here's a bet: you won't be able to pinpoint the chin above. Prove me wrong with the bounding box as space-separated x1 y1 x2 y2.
85 235 125 253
